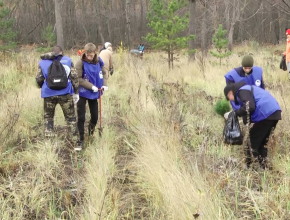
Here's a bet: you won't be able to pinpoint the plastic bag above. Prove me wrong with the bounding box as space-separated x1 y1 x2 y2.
223 111 243 145
280 55 287 71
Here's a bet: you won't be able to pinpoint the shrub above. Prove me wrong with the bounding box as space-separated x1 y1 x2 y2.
214 99 230 116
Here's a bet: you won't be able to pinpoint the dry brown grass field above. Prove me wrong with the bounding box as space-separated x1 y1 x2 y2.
1 42 290 219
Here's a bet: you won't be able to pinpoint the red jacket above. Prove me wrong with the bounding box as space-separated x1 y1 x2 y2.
284 40 290 62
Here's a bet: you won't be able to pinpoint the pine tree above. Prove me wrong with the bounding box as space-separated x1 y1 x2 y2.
145 0 195 69
210 24 231 66
0 2 16 55
41 24 56 48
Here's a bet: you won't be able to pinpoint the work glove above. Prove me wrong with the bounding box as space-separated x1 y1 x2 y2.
73 94 79 104
109 68 114 76
224 111 232 120
101 86 108 91
92 86 99 92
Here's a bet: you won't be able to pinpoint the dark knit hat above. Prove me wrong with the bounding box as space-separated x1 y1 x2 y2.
241 55 254 67
224 84 233 100
224 81 247 101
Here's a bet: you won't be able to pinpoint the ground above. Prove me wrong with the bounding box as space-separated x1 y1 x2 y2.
1 42 290 219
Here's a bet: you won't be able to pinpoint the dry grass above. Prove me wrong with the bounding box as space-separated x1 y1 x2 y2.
1 44 290 219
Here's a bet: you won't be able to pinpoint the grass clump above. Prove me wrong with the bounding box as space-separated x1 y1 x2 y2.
214 99 230 116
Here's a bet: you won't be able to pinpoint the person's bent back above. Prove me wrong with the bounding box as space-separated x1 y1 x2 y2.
224 82 281 169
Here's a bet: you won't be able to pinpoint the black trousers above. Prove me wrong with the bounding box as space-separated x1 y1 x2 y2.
245 120 278 166
77 96 98 140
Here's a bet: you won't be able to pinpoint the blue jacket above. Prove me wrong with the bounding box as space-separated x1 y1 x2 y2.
139 45 145 52
39 56 73 98
225 66 263 110
79 59 104 100
237 85 281 122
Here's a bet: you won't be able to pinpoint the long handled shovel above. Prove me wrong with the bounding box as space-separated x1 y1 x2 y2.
98 89 103 137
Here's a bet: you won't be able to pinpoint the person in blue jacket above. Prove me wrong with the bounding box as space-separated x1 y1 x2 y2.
224 81 281 169
36 46 79 146
224 55 265 112
75 43 108 150
138 44 145 53
138 44 145 59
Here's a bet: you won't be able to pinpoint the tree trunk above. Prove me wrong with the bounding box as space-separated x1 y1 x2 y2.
228 23 234 51
271 5 280 44
140 0 144 37
225 0 230 32
168 43 171 69
95 0 105 44
105 0 112 41
188 0 196 61
168 50 170 69
125 0 131 47
201 8 208 57
54 0 64 48
261 2 264 43
81 0 89 43
228 2 236 51
170 52 174 69
41 0 49 28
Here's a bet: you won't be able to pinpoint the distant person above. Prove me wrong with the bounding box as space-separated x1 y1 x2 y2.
99 44 106 53
99 42 114 77
224 82 281 169
284 29 290 79
138 44 145 59
75 43 108 150
224 55 265 113
36 46 79 146
138 44 145 53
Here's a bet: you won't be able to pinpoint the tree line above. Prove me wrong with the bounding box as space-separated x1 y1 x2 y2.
1 0 290 53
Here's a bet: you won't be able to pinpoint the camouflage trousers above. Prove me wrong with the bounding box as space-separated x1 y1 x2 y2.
44 94 78 145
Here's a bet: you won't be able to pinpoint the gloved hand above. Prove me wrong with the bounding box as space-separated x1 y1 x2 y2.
109 68 114 76
92 86 99 92
73 94 79 104
224 111 232 120
101 86 108 91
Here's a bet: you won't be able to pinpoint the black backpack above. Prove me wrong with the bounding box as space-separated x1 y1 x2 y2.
47 56 68 90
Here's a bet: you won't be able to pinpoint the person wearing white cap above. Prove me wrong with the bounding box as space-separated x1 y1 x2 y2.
99 42 114 77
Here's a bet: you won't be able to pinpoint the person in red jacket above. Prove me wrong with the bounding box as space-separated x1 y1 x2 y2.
77 49 85 57
284 29 290 79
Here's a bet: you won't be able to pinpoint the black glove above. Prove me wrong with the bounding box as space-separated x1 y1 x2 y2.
109 68 114 76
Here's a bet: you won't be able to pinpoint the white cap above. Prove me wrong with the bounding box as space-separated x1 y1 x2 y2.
105 42 112 49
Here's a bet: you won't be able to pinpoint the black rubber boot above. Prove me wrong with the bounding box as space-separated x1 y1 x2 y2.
88 122 96 136
75 135 84 151
44 120 54 137
259 156 269 170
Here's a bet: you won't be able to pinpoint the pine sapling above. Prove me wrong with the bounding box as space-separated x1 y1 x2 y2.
210 24 231 66
0 1 17 57
145 0 195 69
